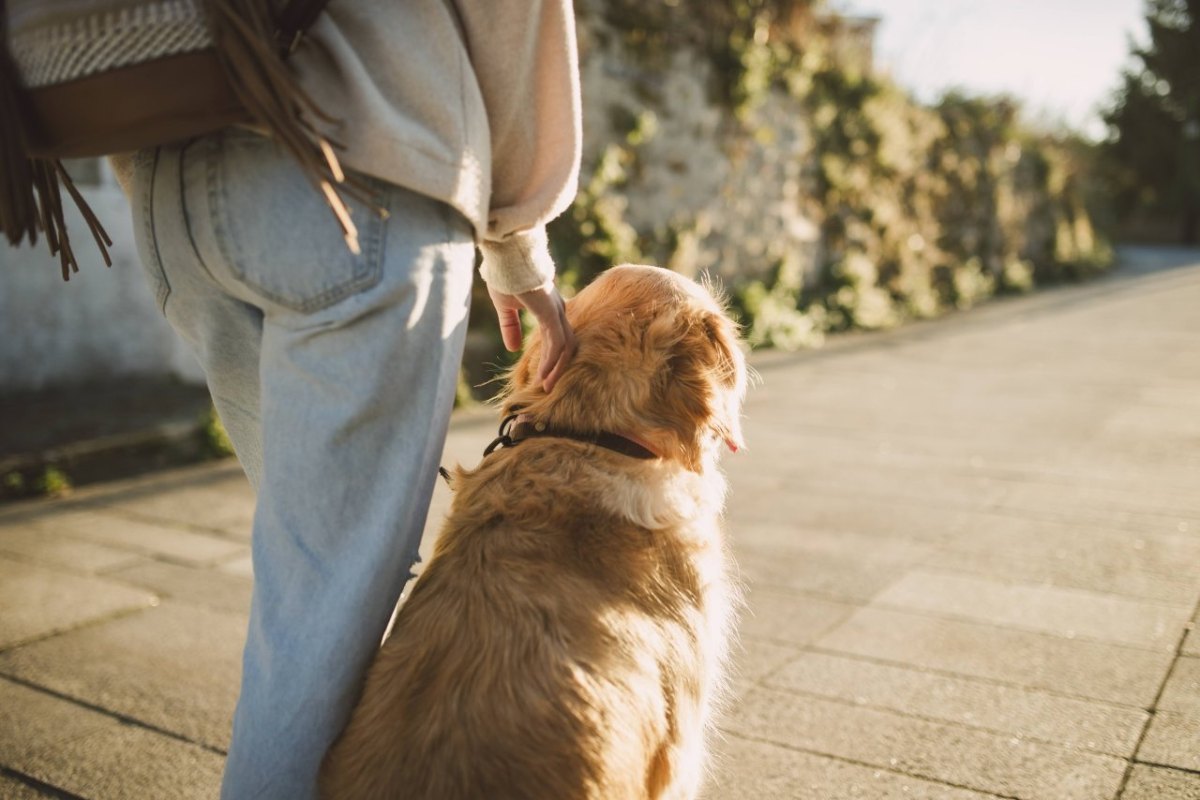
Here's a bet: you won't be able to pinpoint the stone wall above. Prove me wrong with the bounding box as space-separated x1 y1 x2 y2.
545 0 1110 353
554 0 823 290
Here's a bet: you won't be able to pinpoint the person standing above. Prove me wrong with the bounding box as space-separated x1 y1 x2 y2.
122 1 581 796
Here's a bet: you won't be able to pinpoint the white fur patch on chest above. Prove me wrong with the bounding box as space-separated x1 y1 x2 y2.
596 461 727 531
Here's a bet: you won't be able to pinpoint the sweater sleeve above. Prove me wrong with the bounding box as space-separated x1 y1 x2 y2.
452 0 582 295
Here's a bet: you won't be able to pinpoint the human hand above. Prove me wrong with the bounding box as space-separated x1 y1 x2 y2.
488 283 577 392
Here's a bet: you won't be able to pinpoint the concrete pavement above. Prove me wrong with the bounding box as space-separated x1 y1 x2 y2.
2 247 1199 799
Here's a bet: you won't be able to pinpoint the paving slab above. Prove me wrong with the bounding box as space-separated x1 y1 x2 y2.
922 547 1200 607
0 774 59 798
102 479 256 540
708 734 999 800
1121 765 1200 799
734 545 905 603
1138 710 1200 772
217 552 254 578
874 570 1190 650
729 520 933 566
725 488 963 545
0 603 243 751
106 559 253 616
0 556 156 650
735 588 857 647
766 651 1146 757
0 678 223 800
919 520 1200 606
33 508 247 566
729 638 805 685
726 686 1127 800
0 522 143 574
816 606 1173 706
1159 657 1200 716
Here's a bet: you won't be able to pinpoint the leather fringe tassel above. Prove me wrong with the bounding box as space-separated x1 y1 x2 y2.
1 0 369 280
204 0 384 256
1 11 113 280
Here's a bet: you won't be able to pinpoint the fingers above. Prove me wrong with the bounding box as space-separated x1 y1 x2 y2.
489 283 577 390
496 306 523 351
489 286 525 351
525 289 575 392
537 312 576 393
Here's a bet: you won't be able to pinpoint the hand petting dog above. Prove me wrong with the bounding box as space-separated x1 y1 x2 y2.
488 283 577 393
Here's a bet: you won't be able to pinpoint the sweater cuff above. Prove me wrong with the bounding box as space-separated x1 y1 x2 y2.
478 227 558 295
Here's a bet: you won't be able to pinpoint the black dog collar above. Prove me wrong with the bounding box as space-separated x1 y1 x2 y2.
483 411 657 460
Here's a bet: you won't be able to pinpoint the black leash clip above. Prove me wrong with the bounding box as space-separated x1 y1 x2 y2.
482 410 522 457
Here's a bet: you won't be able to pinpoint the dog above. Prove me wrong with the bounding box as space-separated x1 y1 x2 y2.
320 264 749 800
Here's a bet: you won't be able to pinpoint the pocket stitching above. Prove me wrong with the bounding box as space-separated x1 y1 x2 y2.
207 134 385 313
141 148 172 314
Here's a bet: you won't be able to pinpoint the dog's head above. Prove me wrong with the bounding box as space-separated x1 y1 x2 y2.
502 265 748 472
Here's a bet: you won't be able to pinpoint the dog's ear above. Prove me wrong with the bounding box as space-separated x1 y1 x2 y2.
653 309 747 471
703 312 747 454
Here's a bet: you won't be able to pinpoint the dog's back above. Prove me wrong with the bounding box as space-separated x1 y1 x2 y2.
319 445 732 800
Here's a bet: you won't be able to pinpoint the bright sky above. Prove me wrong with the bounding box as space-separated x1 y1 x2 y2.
834 0 1148 139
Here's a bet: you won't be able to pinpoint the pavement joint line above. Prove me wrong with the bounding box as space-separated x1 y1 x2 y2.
749 679 1139 760
757 448 1200 510
741 582 864 612
17 523 247 571
746 479 1198 536
93 505 251 544
1130 759 1200 778
752 647 807 689
974 501 1200 531
0 674 227 758
1114 591 1200 798
0 602 157 657
0 766 88 800
716 730 1023 800
744 638 1161 713
908 563 1200 611
83 566 253 612
878 565 1199 613
907 566 1200 609
746 580 1192 655
735 517 1200 573
740 536 1200 607
743 579 882 607
734 482 1200 531
0 547 146 583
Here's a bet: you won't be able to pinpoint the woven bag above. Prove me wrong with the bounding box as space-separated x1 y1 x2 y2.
1 0 372 280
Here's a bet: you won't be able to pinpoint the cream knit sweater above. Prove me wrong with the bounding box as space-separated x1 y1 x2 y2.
98 1 579 294
290 0 582 295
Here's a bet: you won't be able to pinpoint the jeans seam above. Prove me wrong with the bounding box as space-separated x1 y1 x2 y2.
180 136 223 290
144 147 172 314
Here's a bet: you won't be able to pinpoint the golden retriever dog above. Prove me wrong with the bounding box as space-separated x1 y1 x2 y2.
320 264 748 800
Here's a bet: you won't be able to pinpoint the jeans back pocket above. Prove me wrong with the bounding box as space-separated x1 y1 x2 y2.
203 130 386 314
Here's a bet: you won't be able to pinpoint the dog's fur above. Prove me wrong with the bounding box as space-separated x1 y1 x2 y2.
319 265 748 800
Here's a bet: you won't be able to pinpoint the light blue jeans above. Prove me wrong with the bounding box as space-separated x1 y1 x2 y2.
129 129 475 799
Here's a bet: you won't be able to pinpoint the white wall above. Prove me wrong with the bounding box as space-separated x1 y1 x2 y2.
0 160 203 391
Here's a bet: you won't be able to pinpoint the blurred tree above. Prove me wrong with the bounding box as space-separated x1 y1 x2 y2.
1104 0 1200 243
